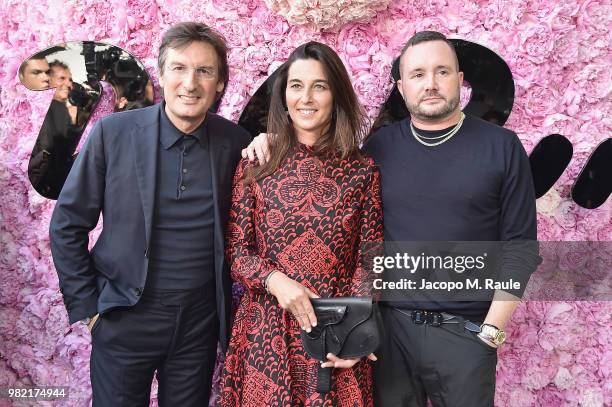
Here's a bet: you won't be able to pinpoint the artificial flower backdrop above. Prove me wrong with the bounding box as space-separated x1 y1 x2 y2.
0 0 610 406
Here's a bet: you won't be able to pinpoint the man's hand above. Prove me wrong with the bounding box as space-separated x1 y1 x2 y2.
321 353 378 369
267 272 318 332
87 313 100 333
241 133 272 163
476 333 498 348
67 104 78 125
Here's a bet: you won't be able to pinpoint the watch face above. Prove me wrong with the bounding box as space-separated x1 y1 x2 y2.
495 331 506 344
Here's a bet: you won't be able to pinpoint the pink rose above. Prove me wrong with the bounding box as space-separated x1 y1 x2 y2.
215 20 249 48
538 318 592 352
536 385 567 405
554 366 574 390
522 85 560 118
551 30 581 68
45 303 69 339
408 0 446 17
575 347 604 376
264 0 390 31
556 241 591 272
517 21 555 64
577 0 611 31
243 45 271 73
480 0 527 30
445 0 480 32
536 212 565 241
250 7 289 42
0 360 18 387
337 25 380 71
579 388 605 407
507 53 541 90
508 387 536 407
127 0 159 27
571 63 611 103
372 14 414 53
569 365 601 396
557 351 573 367
352 72 388 111
551 200 578 232
599 350 612 379
211 0 257 17
126 30 160 60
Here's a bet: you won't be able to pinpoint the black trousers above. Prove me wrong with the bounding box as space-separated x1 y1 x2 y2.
374 307 497 407
90 282 219 407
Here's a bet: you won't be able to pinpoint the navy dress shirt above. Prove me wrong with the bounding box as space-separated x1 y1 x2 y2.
146 105 215 290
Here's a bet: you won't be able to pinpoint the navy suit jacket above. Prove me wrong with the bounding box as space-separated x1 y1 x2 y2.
49 103 251 350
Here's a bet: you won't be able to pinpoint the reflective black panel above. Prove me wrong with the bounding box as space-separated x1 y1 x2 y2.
572 138 612 209
371 39 515 133
238 69 279 137
20 42 154 199
529 134 573 198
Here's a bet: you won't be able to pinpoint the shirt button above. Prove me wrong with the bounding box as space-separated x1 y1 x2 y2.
180 185 186 191
182 168 187 173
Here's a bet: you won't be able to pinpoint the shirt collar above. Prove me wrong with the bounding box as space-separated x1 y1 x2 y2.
159 102 208 150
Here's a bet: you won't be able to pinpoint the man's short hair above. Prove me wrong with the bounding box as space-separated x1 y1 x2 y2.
49 60 70 72
158 22 229 89
399 31 459 71
18 56 47 78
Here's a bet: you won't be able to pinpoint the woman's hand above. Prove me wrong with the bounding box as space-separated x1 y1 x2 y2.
321 353 378 369
267 272 319 332
241 133 273 163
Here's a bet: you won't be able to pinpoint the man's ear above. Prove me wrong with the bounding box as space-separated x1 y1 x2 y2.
216 80 225 94
396 79 404 99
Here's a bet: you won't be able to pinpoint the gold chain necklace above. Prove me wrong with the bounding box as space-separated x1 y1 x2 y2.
410 112 466 147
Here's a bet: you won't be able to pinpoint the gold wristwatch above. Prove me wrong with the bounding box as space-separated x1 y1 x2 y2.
479 323 506 346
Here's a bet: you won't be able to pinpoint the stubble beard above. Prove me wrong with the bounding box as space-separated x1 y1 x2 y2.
406 90 461 122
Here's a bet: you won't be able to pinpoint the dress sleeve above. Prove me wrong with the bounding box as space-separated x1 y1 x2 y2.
225 158 282 293
352 162 385 296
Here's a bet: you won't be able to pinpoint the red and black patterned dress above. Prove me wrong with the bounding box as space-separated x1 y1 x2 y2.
220 144 383 407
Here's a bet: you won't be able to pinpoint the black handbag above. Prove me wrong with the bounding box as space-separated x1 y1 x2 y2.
300 297 382 393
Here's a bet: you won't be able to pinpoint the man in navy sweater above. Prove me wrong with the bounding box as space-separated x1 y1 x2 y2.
361 31 539 407
243 31 539 407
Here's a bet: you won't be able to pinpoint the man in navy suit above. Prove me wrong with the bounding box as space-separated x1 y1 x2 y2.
50 22 251 406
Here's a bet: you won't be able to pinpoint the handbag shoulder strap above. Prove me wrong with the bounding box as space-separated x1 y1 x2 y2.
317 365 333 393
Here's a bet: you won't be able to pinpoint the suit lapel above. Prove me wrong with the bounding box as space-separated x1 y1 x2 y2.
207 114 231 248
130 105 160 254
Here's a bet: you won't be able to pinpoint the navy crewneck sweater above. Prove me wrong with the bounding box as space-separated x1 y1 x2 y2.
363 114 539 321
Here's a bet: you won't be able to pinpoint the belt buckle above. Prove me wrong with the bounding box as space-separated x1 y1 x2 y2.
430 312 443 327
411 310 425 324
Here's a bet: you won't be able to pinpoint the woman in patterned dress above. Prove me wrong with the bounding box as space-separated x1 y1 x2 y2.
220 42 383 407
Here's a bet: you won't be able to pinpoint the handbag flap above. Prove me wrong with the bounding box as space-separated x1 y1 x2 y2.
301 297 378 360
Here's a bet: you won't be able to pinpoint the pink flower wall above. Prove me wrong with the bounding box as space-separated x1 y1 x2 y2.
0 0 610 406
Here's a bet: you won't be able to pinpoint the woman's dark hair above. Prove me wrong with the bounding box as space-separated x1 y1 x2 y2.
247 41 367 181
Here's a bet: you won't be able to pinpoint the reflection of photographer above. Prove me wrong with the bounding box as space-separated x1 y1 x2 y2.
82 43 126 83
82 42 152 111
28 60 82 198
49 61 77 124
112 78 152 111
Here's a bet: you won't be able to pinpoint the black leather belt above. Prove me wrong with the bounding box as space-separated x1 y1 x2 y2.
394 308 482 333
